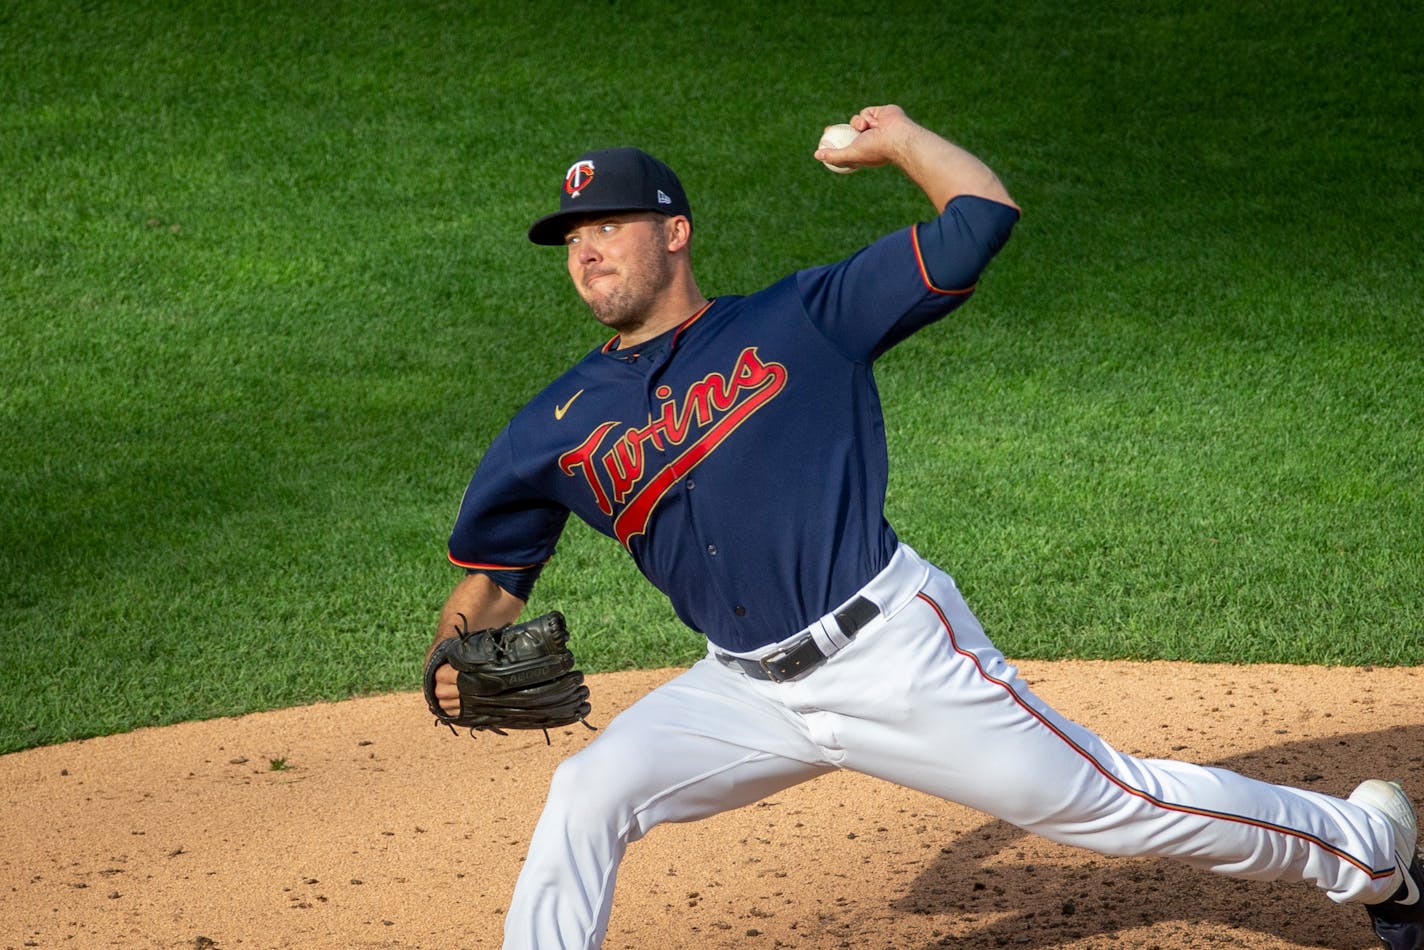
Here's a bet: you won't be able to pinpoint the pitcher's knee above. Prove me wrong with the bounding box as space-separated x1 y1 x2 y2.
543 742 655 833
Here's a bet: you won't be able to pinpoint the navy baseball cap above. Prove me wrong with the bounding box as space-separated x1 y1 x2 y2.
527 147 692 246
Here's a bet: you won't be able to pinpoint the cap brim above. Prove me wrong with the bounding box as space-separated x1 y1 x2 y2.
527 204 643 246
527 209 580 246
528 205 694 246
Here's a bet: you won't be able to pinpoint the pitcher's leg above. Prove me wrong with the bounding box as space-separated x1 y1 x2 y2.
822 566 1400 903
503 658 831 949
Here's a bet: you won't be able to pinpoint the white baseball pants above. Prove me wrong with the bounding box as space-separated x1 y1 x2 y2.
502 544 1401 949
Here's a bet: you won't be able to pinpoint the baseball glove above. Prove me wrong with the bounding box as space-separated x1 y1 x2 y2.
423 610 594 742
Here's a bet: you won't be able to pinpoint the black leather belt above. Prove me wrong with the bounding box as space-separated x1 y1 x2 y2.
717 596 881 683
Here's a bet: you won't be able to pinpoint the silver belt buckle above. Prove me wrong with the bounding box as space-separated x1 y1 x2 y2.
757 647 792 682
757 632 825 682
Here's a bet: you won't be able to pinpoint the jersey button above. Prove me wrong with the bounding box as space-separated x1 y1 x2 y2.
734 605 746 617
706 544 718 556
685 478 696 490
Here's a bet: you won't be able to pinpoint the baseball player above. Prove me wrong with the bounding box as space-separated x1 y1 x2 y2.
428 105 1423 949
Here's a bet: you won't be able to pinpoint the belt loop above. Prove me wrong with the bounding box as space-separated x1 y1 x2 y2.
812 615 850 655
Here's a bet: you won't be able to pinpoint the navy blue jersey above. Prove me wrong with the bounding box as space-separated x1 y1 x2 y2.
449 195 1019 652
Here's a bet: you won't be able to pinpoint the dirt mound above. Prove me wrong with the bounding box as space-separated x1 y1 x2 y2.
3 661 1420 949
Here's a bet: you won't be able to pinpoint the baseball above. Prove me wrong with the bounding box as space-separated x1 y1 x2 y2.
818 123 860 174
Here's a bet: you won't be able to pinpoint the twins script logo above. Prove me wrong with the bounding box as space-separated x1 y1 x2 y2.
558 347 787 546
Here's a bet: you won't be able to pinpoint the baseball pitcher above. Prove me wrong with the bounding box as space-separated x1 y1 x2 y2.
424 105 1423 950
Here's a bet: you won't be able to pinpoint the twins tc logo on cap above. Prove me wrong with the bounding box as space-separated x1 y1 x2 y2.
565 160 595 198
528 147 689 245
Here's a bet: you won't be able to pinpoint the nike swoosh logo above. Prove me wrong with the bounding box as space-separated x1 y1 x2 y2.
555 389 585 421
1399 859 1421 905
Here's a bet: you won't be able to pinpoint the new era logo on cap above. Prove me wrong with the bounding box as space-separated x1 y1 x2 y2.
528 147 693 245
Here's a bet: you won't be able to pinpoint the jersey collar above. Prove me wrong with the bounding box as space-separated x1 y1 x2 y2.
601 299 716 360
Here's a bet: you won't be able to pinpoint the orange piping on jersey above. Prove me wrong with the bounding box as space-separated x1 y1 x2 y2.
911 224 976 297
670 299 715 346
599 299 715 354
447 553 544 572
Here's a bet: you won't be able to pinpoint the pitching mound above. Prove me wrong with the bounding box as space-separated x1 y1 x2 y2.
3 660 1421 949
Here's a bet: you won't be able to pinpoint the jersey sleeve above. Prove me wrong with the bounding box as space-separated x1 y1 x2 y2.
794 194 1019 362
446 425 571 596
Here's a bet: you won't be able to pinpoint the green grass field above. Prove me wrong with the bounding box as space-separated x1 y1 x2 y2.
2 1 1420 753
